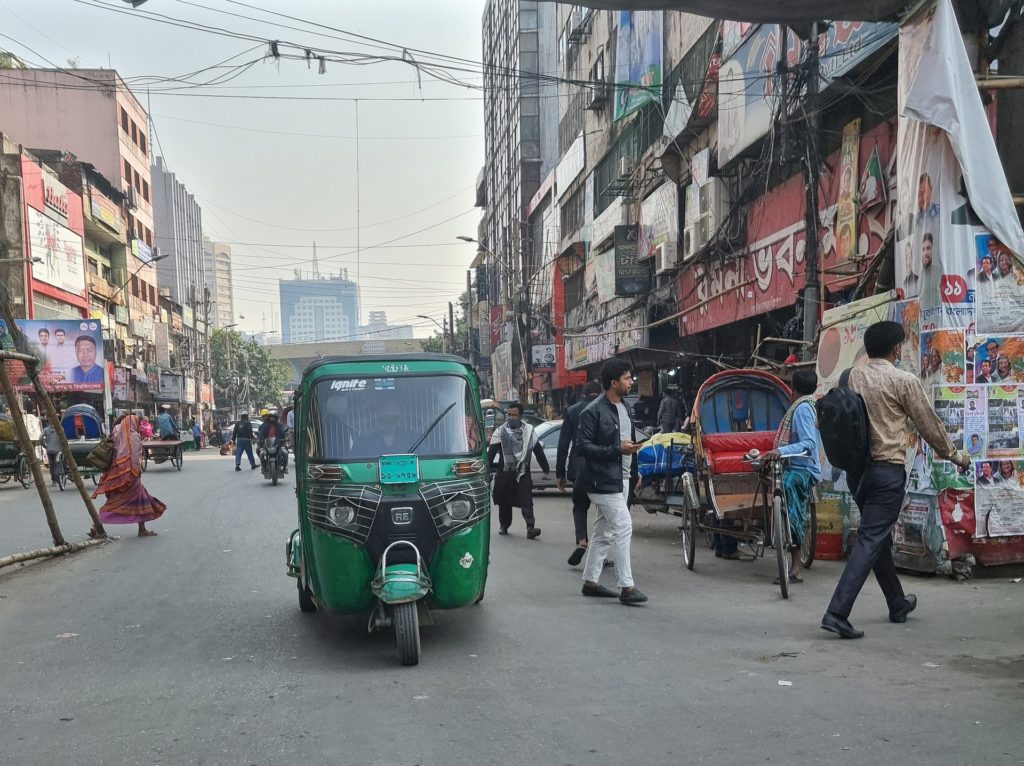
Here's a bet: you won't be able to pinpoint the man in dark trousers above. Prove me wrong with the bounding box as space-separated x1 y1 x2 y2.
488 402 549 538
231 413 257 472
822 321 971 639
656 388 684 434
577 359 647 605
556 380 602 565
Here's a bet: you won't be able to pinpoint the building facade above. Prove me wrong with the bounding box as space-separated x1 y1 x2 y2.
203 238 234 330
279 275 360 344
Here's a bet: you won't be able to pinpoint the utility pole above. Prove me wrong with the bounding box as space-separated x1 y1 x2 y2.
801 22 822 357
466 269 473 363
448 301 456 358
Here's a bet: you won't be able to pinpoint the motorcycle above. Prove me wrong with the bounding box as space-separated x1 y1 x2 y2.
260 436 286 486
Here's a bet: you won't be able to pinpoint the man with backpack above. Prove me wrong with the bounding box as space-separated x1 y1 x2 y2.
819 321 970 639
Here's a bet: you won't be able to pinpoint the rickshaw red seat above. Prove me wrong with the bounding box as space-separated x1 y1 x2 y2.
702 432 776 475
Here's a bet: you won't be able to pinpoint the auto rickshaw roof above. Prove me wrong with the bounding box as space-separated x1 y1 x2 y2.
301 352 471 376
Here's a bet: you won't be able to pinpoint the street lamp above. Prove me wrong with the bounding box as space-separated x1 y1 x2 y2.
416 314 448 353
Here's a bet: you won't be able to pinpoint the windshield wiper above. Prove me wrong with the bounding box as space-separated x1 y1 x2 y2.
407 402 457 453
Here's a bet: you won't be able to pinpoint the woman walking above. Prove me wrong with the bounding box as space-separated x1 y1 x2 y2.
90 414 166 538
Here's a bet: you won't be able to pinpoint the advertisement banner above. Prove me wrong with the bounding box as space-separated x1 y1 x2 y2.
836 119 861 262
613 224 650 296
28 206 86 296
566 303 648 370
531 344 556 372
595 250 616 303
156 371 182 402
113 366 129 401
638 182 679 267
897 0 1024 334
613 11 663 121
0 318 105 392
90 193 123 235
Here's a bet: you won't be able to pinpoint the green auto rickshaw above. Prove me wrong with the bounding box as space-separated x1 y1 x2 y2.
286 354 490 665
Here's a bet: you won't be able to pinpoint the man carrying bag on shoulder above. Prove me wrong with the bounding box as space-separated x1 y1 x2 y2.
820 321 970 639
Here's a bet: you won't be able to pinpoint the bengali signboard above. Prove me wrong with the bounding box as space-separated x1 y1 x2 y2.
613 225 650 296
0 318 105 392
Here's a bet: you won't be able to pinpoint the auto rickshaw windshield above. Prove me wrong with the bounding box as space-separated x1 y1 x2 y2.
306 374 483 461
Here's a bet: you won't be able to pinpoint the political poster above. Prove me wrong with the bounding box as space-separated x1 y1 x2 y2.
835 119 861 262
974 232 1024 334
974 460 1024 537
888 299 921 375
0 319 105 393
919 330 965 386
966 334 1024 385
982 385 1024 458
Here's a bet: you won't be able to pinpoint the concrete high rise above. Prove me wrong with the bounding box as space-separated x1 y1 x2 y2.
151 156 204 308
279 274 360 344
203 237 234 329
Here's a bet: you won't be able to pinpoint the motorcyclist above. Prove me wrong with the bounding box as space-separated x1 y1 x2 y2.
256 409 289 473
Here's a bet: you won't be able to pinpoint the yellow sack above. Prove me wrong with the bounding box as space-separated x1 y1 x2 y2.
639 431 692 448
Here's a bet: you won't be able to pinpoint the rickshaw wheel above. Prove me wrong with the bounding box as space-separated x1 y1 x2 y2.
57 460 68 491
393 602 421 666
91 473 99 486
681 507 697 571
297 581 317 613
772 495 790 599
17 456 32 489
800 501 818 570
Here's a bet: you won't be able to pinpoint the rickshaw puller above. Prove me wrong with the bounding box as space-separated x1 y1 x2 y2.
488 402 549 538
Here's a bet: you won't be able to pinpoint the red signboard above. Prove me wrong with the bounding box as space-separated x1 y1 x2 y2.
678 120 896 336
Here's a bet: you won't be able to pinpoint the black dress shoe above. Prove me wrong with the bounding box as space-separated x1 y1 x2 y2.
619 587 648 605
498 528 509 536
582 583 618 598
889 594 918 623
526 527 541 540
821 612 864 639
567 546 586 566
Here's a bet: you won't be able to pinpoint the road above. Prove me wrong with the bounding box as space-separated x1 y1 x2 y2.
1 451 1022 765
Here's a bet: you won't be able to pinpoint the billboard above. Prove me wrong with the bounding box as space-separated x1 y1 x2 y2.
614 11 663 121
0 319 105 392
28 206 86 296
613 224 650 296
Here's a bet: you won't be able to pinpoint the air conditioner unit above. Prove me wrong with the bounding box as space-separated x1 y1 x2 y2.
681 177 732 259
619 156 633 179
585 56 607 110
655 242 677 274
682 225 697 260
127 186 140 210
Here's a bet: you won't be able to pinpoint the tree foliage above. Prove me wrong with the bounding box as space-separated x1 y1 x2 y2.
210 329 290 412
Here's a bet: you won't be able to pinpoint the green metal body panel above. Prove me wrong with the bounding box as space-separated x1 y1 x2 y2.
290 354 490 616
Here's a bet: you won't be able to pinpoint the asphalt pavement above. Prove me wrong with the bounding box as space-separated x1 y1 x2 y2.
0 451 1022 765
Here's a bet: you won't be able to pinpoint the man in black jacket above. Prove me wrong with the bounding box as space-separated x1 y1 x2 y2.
231 413 257 472
487 403 549 538
557 380 602 565
576 359 647 604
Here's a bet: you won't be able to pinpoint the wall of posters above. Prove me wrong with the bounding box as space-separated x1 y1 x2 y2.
1 318 105 393
974 232 1024 333
920 330 965 386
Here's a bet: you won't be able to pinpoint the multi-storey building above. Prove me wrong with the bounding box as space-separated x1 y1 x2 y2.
0 69 161 371
203 238 235 330
480 0 560 398
279 274 360 344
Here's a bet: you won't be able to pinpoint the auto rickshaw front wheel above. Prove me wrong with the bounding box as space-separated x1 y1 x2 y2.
393 602 421 666
297 581 317 613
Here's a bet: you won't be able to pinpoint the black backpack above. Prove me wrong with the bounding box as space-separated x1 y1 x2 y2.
815 368 870 474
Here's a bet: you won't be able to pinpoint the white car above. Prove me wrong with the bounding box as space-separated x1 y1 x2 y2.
530 420 564 490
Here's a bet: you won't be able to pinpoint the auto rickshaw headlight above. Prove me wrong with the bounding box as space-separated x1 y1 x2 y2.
446 498 473 521
329 502 357 527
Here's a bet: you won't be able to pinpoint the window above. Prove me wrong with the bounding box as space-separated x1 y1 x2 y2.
132 276 139 296
134 169 141 192
139 133 147 156
124 158 132 182
145 227 152 246
142 179 149 202
121 108 129 132
130 121 137 143
137 221 144 239
540 427 561 449
149 285 156 304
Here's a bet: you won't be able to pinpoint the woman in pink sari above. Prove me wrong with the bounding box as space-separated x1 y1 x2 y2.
91 414 166 537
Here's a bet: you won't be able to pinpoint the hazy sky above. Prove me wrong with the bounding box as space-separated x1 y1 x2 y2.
3 0 486 338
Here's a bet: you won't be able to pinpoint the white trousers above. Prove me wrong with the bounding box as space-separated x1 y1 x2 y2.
582 479 633 589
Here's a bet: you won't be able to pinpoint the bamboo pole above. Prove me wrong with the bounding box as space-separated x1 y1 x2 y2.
0 537 107 570
0 289 105 537
0 359 65 546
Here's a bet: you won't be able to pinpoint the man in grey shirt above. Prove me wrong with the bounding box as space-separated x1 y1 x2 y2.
42 418 62 484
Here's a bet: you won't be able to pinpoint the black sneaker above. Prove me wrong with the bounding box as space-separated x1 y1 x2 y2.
251 464 258 470
889 594 918 624
526 527 541 540
619 587 648 605
235 465 241 472
567 546 586 566
581 583 618 598
498 528 509 536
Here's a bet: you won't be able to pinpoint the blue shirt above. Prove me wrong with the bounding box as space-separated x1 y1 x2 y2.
71 365 104 385
777 400 822 480
157 412 176 438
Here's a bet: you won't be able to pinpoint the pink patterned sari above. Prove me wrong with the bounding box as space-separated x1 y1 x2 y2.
93 415 167 524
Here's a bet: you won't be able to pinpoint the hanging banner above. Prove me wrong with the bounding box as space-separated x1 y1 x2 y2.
613 11 663 121
638 182 679 267
492 341 515 401
835 119 861 262
1 319 105 393
897 0 1024 333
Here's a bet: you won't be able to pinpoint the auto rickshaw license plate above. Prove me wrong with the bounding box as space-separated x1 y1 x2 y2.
379 454 419 485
